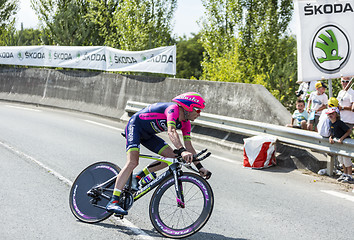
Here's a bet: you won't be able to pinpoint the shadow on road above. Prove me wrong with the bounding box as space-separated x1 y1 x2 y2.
94 221 248 239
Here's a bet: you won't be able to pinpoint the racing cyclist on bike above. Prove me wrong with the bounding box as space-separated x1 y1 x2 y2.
106 92 212 215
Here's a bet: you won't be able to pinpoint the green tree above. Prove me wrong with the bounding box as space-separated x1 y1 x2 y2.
32 0 176 50
85 0 118 46
31 0 102 45
176 33 204 79
107 0 177 51
200 0 297 109
14 27 42 45
0 0 18 45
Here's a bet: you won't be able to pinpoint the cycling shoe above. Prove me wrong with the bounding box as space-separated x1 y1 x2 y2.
106 196 128 215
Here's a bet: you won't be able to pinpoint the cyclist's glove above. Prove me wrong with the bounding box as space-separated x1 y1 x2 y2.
196 163 212 180
205 171 212 180
173 147 187 157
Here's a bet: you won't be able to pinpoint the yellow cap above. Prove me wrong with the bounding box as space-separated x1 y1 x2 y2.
315 81 327 89
328 97 338 107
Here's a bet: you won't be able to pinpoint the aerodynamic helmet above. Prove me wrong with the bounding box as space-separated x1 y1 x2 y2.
172 92 205 112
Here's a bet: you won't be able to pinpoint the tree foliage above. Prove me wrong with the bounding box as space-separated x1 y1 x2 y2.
14 28 42 45
200 0 297 109
31 0 176 49
31 0 102 45
0 0 18 45
176 33 204 80
107 0 177 50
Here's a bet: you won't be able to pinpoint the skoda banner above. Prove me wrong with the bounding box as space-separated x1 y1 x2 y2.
294 0 354 82
0 45 176 75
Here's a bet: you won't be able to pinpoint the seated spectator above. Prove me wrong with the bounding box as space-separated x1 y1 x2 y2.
286 99 308 129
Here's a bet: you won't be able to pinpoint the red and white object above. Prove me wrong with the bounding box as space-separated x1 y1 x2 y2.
243 136 277 169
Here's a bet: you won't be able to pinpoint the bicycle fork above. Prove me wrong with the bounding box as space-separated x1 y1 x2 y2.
171 164 185 208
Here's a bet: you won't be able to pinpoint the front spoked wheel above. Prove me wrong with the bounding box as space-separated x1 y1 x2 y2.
149 172 214 238
69 161 120 223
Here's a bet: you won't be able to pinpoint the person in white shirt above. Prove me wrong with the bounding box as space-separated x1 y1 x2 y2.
307 81 328 131
337 76 354 131
317 97 339 137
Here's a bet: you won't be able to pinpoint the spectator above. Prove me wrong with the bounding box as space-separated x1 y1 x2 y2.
327 107 352 183
337 76 354 133
307 81 328 131
295 81 316 106
286 99 308 129
317 97 339 137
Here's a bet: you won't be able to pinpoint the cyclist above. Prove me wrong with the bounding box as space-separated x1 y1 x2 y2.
106 92 212 215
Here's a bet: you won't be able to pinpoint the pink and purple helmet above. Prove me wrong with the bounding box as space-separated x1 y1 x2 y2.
172 92 206 112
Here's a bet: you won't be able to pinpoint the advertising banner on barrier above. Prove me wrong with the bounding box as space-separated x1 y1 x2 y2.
0 45 176 75
294 0 354 82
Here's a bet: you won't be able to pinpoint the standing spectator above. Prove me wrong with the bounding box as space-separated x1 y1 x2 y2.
286 99 308 129
295 81 316 105
307 81 328 131
327 107 353 183
337 76 354 132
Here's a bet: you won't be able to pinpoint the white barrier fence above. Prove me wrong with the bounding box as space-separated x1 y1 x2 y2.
125 100 354 175
0 45 176 75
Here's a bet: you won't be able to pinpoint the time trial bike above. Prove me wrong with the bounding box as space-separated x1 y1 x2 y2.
69 149 214 239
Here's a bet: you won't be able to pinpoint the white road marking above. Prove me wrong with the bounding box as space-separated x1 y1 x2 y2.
0 140 153 240
321 190 354 202
0 140 73 186
5 105 41 112
211 154 241 164
84 120 124 132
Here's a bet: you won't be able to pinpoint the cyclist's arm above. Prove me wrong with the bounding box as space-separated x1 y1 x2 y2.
168 125 194 162
184 140 196 155
167 125 184 149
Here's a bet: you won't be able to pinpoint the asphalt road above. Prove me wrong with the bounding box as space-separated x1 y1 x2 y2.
1 102 354 240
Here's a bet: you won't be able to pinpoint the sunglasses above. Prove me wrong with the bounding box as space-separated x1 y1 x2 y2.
341 80 350 83
193 108 202 114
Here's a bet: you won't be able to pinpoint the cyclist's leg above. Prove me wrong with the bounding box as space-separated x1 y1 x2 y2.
113 150 140 190
148 146 175 172
106 117 141 215
106 150 138 215
141 135 175 173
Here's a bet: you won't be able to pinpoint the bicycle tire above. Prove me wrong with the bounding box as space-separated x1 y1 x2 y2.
149 172 214 239
69 161 120 223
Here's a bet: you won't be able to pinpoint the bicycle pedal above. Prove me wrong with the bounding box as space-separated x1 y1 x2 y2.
114 214 125 219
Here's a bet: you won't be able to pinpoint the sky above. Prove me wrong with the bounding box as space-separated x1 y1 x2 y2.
15 0 296 38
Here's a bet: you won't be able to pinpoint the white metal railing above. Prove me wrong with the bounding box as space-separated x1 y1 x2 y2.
125 100 354 175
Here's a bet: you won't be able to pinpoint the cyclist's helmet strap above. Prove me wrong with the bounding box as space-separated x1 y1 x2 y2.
172 92 206 112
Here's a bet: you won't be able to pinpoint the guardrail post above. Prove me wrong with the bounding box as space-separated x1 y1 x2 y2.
326 154 336 176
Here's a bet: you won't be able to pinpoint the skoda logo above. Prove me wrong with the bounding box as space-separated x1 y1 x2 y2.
310 24 350 74
17 51 23 61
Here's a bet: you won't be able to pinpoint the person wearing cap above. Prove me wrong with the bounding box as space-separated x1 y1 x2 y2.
307 81 328 131
327 107 353 182
337 76 354 132
317 97 339 137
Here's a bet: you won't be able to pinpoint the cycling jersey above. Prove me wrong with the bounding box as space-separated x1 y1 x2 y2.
125 102 191 154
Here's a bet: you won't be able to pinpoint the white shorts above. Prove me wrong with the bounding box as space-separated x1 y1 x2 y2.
338 155 353 167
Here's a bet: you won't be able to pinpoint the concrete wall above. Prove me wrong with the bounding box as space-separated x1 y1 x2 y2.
0 67 291 125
